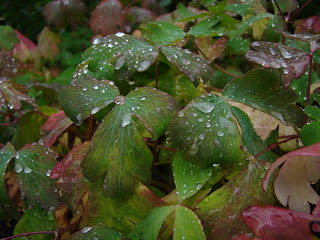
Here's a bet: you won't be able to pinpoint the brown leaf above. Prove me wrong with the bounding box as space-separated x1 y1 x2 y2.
195 36 228 61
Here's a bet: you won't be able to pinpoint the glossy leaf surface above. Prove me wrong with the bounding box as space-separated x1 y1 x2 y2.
81 88 179 197
59 77 119 125
15 143 59 210
188 16 222 37
70 225 123 240
223 69 305 127
166 93 243 165
245 41 309 88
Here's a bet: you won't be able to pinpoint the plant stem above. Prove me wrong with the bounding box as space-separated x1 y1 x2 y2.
277 134 298 139
0 231 56 240
254 135 298 159
288 0 313 21
273 0 287 44
34 110 49 118
211 62 239 78
286 0 296 21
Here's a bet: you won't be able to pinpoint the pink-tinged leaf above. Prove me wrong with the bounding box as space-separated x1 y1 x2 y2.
242 205 320 240
0 78 36 110
43 0 86 29
295 16 320 34
245 41 309 88
50 142 90 211
90 0 124 36
263 142 320 213
39 110 73 147
311 201 320 219
37 27 62 60
12 30 37 63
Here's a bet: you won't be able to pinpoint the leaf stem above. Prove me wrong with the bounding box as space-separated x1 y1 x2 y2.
211 62 239 78
254 135 298 159
33 110 49 118
277 134 298 139
0 111 20 120
285 0 296 21
0 231 56 240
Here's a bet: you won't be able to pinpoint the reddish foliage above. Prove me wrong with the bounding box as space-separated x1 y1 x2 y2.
295 16 320 34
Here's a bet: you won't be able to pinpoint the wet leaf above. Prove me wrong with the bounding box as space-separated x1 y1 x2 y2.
245 41 309 88
39 111 73 147
188 16 223 37
84 33 158 80
223 69 305 127
128 206 175 240
301 122 320 146
141 22 185 45
161 46 214 86
0 78 36 111
231 106 277 161
0 143 16 207
226 36 250 55
14 143 59 210
225 3 251 16
0 25 19 51
172 151 212 202
166 93 243 165
196 161 278 240
90 0 124 36
43 0 86 29
175 4 209 22
50 142 90 211
263 142 320 213
305 106 320 121
81 88 179 198
195 36 228 61
38 27 62 60
12 30 37 63
81 181 165 235
70 225 123 240
14 203 58 240
59 76 119 125
242 205 320 240
174 205 206 240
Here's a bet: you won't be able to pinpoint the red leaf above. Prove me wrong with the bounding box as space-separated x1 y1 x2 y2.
296 16 320 34
242 205 320 240
39 110 73 147
90 0 124 36
12 30 37 63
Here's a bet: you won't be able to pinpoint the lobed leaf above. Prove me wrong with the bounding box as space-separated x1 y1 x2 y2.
223 69 305 127
166 93 243 165
14 143 59 210
188 16 223 37
50 142 90 211
196 161 278 240
70 225 123 240
245 41 309 88
161 46 214 87
81 88 179 197
59 76 119 125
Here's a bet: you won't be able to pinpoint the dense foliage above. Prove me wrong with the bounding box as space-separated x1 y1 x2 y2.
1 0 320 239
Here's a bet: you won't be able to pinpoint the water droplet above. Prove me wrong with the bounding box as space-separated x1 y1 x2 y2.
196 184 202 190
279 47 292 58
197 118 204 122
91 107 100 115
193 102 215 113
217 131 224 137
93 38 101 45
122 114 132 127
269 48 276 55
188 140 199 155
141 97 146 100
108 43 113 48
15 164 23 173
81 226 93 233
199 134 205 140
137 61 151 71
206 122 211 128
46 170 51 177
178 111 184 117
115 32 125 37
24 167 32 173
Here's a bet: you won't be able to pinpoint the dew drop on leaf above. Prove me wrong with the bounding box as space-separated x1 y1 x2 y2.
217 131 224 137
15 164 23 173
91 107 100 115
121 113 132 127
193 102 215 113
24 167 32 173
81 226 93 233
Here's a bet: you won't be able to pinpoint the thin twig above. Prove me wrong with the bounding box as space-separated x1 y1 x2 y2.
33 110 49 118
277 134 298 139
286 0 296 21
0 111 20 120
289 0 313 21
211 62 239 78
0 231 56 240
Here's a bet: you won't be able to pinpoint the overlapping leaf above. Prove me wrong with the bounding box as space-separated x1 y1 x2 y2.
141 22 185 45
50 142 90 211
223 69 305 127
90 0 124 36
12 30 37 63
166 93 243 165
81 88 179 197
196 161 278 240
70 225 123 240
172 151 212 202
263 142 320 213
161 46 214 86
84 33 158 80
0 25 19 51
188 16 223 37
59 76 119 125
195 36 228 61
245 41 309 88
14 143 59 210
0 78 36 110
39 110 73 147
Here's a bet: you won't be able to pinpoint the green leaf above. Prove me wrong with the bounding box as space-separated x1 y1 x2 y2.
300 122 320 146
188 16 223 37
161 46 214 87
196 161 278 240
225 3 251 16
231 106 277 161
84 33 159 80
0 143 16 207
176 3 210 22
59 76 120 125
128 206 175 240
141 22 185 45
304 106 320 121
13 203 58 240
228 13 270 39
70 225 123 240
200 0 217 7
174 205 206 240
15 143 59 210
223 69 305 127
226 37 250 55
0 25 19 51
81 88 179 197
166 93 243 165
172 151 212 202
